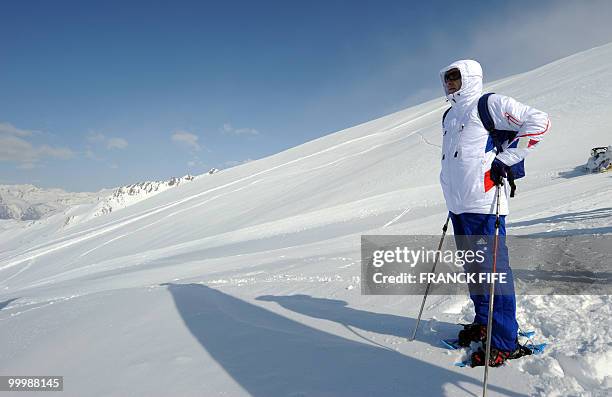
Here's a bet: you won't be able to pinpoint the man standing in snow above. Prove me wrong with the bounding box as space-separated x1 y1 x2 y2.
439 60 550 366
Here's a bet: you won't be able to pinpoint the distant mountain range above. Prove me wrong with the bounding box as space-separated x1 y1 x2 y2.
0 170 219 223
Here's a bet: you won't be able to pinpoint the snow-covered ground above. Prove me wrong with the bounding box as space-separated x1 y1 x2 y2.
1 43 611 396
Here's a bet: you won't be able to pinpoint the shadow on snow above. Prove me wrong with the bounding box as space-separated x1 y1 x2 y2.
508 207 612 229
162 283 526 397
0 297 18 311
255 294 457 347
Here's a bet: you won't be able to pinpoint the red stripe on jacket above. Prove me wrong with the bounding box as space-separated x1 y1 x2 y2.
517 119 550 138
484 170 495 192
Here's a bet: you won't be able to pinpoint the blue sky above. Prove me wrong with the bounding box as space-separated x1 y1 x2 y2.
2 0 612 192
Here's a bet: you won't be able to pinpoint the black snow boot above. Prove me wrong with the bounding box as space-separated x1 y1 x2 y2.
457 323 487 347
470 343 533 367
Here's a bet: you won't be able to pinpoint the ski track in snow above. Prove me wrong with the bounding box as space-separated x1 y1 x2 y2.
383 208 412 228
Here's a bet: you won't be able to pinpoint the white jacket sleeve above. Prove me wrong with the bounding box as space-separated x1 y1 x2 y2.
487 94 551 166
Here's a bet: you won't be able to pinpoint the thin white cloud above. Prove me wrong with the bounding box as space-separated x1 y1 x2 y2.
221 123 259 136
0 122 34 137
16 162 36 170
86 132 128 150
84 148 100 160
339 0 612 117
0 134 33 162
171 131 202 151
87 132 106 144
106 137 128 150
462 0 612 82
37 145 73 159
0 123 74 166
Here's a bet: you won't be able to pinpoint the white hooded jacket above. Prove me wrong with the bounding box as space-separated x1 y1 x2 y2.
439 60 550 215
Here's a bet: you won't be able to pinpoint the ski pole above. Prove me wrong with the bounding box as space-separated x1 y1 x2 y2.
482 183 502 397
409 214 450 341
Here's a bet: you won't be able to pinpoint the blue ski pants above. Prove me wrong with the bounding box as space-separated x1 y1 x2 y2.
449 212 519 352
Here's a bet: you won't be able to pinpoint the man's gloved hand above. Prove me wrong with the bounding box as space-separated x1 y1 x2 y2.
490 158 509 186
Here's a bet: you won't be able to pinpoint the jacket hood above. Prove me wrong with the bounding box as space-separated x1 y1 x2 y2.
440 59 483 107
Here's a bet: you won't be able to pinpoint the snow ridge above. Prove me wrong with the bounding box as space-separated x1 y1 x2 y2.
88 174 197 219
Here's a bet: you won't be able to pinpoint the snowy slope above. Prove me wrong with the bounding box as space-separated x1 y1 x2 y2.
1 44 612 397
